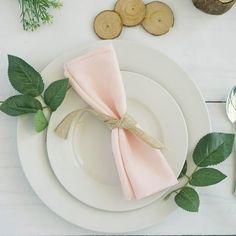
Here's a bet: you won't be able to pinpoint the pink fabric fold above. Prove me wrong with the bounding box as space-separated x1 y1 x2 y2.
64 45 178 200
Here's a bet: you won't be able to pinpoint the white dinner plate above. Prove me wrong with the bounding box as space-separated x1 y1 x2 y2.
17 40 211 233
47 71 188 212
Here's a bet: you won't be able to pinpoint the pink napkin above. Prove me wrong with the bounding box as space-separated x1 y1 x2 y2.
64 45 178 200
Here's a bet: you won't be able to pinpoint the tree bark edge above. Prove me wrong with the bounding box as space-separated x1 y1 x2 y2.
192 0 236 15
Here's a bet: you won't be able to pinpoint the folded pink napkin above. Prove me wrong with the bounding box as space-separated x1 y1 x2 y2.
64 45 178 200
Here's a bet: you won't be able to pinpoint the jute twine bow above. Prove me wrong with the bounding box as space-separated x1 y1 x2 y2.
55 108 164 149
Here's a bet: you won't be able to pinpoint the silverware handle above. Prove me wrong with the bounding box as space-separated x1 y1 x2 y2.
232 123 236 194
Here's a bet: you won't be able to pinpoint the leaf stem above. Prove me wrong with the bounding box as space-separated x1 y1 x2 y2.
38 95 52 113
39 94 44 101
164 181 189 200
42 105 52 113
164 166 199 200
184 174 191 181
164 188 182 200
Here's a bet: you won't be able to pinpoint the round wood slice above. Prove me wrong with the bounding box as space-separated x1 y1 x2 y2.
192 0 236 15
114 0 146 26
94 10 123 39
142 1 174 36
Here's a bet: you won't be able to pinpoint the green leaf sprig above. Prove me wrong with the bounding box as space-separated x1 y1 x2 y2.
18 0 63 31
0 55 69 132
165 132 234 212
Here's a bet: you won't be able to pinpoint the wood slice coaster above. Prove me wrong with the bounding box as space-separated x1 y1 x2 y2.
94 10 123 39
142 1 174 36
114 0 146 26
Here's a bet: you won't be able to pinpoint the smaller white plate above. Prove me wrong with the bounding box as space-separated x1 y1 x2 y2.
47 71 188 212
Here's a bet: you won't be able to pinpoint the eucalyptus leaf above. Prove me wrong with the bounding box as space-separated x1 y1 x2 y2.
178 161 187 179
44 78 69 111
189 168 226 187
193 132 234 167
175 187 199 212
8 55 44 96
34 110 48 132
0 95 42 116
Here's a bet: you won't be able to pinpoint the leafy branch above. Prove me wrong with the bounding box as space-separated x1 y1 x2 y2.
18 0 62 31
165 133 234 212
0 55 68 132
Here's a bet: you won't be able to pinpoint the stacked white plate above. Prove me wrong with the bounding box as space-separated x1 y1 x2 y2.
17 41 211 233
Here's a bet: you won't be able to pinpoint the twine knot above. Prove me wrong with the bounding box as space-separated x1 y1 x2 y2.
113 116 126 128
103 113 136 130
55 108 164 149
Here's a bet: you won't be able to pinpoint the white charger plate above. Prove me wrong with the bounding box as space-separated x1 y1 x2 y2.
47 71 188 212
17 40 211 233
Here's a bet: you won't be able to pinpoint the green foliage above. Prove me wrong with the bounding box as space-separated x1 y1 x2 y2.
34 110 48 132
178 161 187 179
175 187 199 212
8 55 44 96
189 168 226 187
44 78 69 111
193 133 234 167
1 54 68 132
0 95 42 116
18 0 62 31
166 132 234 212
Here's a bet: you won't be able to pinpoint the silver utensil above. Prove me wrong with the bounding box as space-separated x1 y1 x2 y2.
226 86 236 194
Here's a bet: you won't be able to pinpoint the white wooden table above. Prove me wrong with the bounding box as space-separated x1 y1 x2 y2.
1 0 236 235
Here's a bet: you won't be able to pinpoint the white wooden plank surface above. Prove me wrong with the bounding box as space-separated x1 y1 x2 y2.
1 0 236 234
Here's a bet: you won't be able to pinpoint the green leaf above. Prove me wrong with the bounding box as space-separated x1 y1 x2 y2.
189 168 226 187
175 187 199 212
44 78 69 111
34 110 48 132
193 132 234 167
8 55 44 96
178 161 187 179
0 95 42 116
